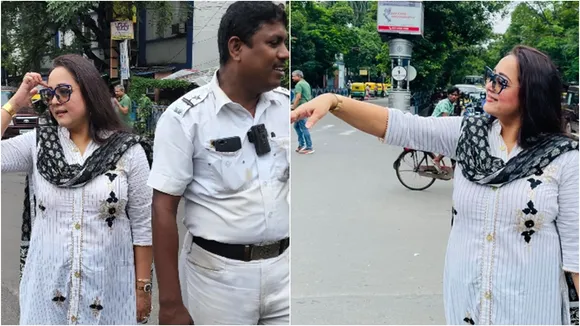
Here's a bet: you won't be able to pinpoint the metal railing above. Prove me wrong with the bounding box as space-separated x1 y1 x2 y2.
135 104 167 138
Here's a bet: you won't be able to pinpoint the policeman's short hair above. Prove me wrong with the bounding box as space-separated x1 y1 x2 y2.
218 1 287 66
292 70 303 78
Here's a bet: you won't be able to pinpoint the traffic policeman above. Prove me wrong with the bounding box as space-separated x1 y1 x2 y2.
147 1 290 325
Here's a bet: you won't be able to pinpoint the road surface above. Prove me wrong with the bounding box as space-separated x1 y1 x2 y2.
290 97 453 324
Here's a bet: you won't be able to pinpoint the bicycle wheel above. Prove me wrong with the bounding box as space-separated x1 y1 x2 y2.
394 150 437 191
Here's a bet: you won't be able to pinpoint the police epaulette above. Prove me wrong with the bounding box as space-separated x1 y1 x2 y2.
171 89 209 115
181 97 194 107
273 87 290 97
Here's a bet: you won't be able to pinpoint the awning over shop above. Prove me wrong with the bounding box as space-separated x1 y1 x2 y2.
161 66 218 87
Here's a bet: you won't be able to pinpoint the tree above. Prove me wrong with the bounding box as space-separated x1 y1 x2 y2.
343 21 385 81
290 1 508 91
487 1 579 84
1 1 187 77
406 1 508 91
280 2 290 90
290 1 358 87
1 2 58 75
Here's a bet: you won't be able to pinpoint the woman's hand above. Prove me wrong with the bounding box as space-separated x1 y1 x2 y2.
9 72 47 112
290 93 337 129
136 288 152 323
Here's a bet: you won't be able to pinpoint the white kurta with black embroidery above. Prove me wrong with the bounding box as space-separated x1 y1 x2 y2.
1 127 152 325
385 109 579 325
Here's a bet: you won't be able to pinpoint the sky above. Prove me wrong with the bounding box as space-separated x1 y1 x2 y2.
494 15 511 34
492 3 516 35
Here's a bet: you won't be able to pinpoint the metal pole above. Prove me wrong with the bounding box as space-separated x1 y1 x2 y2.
406 59 410 91
397 58 402 90
390 60 394 90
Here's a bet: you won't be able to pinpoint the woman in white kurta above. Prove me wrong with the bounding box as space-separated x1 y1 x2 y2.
291 45 579 324
1 54 153 324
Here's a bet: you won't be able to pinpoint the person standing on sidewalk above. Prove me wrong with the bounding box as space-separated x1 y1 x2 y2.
148 2 290 325
291 70 314 154
114 85 134 128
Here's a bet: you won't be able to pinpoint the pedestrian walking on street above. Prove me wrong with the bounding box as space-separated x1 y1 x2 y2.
1 54 154 324
291 70 314 154
148 2 290 325
291 45 579 325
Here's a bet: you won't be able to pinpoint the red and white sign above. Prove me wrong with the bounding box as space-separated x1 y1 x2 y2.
377 1 424 36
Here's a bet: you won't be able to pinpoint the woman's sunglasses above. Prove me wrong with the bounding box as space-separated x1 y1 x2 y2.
38 84 73 105
485 66 510 95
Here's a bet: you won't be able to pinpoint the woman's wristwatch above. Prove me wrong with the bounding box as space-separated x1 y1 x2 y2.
2 102 16 117
136 279 152 293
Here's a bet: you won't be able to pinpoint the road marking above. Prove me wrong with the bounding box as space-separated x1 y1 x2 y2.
308 124 335 134
339 130 357 136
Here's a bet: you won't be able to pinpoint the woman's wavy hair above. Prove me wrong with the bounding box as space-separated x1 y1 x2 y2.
48 54 129 143
510 45 565 148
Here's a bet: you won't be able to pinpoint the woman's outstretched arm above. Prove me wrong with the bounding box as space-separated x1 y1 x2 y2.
291 93 464 158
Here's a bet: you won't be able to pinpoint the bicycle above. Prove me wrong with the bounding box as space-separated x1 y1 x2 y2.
393 148 456 191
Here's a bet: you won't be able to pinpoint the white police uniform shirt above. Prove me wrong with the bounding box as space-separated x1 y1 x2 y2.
147 71 289 244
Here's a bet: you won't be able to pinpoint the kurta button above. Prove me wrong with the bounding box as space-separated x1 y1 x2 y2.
268 212 273 218
486 234 494 242
71 315 77 322
74 223 80 230
500 145 506 151
484 291 492 299
74 271 81 278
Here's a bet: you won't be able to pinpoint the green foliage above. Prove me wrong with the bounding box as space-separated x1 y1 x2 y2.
127 76 192 102
290 1 508 91
290 1 358 87
1 1 186 76
403 1 508 91
344 20 385 81
128 76 193 139
134 94 154 139
485 1 579 84
1 1 60 75
280 2 290 89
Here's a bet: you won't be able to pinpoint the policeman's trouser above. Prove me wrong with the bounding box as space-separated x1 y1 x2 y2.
178 232 290 325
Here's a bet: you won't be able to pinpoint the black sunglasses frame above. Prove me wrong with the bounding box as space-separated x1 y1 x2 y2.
39 84 73 105
485 66 509 95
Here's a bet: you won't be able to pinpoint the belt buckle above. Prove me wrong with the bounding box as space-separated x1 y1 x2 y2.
244 244 254 261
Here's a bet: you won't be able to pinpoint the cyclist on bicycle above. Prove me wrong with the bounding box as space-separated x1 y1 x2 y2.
431 87 460 170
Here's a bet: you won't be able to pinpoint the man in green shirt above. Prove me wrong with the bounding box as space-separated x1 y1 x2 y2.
114 85 133 128
431 86 459 117
291 70 314 154
431 86 460 170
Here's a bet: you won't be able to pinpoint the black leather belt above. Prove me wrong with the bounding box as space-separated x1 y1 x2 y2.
191 236 289 262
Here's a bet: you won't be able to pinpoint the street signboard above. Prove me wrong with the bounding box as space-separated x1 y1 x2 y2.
377 1 424 37
111 20 134 40
119 40 130 80
392 66 407 81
